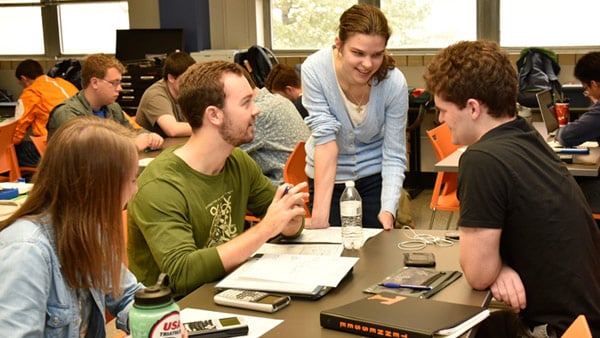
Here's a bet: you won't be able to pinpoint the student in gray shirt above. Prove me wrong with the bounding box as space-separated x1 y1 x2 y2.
241 74 310 186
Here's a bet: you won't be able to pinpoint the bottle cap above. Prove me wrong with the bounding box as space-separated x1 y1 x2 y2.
344 180 355 187
134 273 174 306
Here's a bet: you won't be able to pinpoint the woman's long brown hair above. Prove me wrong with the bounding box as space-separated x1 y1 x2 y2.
0 116 137 296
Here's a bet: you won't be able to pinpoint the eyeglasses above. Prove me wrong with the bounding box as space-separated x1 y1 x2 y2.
100 78 122 88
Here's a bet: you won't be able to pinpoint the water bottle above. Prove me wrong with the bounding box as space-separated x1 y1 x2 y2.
129 273 182 338
340 180 363 250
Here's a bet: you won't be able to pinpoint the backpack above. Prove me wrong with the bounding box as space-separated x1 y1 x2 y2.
47 59 83 90
516 48 562 108
236 45 278 88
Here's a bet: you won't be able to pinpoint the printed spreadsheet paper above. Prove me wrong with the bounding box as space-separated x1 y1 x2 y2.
279 227 382 244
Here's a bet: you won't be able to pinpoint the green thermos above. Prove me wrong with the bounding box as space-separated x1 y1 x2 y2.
129 273 182 338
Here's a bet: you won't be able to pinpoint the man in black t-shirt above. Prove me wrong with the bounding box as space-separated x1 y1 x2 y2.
424 40 600 337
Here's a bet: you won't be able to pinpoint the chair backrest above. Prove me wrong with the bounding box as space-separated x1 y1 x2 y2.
283 141 307 185
283 141 310 217
0 120 21 181
30 135 47 157
426 123 462 161
561 315 592 338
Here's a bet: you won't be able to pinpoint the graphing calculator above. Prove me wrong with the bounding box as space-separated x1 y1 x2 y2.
183 317 249 338
214 289 291 313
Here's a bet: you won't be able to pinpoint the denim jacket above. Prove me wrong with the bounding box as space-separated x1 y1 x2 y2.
0 217 144 337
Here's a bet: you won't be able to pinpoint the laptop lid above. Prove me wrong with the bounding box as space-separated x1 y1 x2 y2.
536 89 558 135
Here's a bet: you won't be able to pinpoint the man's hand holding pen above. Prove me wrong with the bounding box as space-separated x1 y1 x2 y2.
259 182 309 238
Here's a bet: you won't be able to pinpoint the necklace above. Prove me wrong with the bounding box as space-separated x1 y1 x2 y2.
348 89 369 113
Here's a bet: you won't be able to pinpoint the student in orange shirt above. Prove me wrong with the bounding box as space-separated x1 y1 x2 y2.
14 59 78 167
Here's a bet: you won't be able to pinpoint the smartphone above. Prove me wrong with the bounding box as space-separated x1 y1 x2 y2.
214 289 291 313
183 317 249 337
403 252 436 267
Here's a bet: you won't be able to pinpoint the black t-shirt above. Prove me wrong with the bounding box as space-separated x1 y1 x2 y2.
458 117 600 335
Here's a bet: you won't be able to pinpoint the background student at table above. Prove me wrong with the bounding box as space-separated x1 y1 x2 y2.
135 51 196 138
424 40 600 337
0 117 145 336
12 59 78 168
240 70 310 186
127 61 308 298
47 53 164 151
264 63 308 118
302 3 408 230
557 51 600 214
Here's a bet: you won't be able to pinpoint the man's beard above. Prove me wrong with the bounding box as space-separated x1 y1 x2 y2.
219 115 254 147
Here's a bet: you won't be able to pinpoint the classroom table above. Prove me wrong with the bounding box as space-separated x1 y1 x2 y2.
138 136 189 160
106 229 491 337
434 122 600 177
137 136 188 174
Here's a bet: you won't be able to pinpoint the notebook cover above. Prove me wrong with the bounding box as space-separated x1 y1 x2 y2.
363 267 462 299
320 293 488 338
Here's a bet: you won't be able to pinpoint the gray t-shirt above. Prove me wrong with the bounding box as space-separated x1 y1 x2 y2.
241 87 311 186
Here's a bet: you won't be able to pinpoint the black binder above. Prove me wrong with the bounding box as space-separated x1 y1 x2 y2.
320 292 489 338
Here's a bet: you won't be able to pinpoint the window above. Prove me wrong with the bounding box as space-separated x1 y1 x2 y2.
269 0 598 51
270 0 476 50
500 0 600 47
0 0 128 57
0 0 44 55
382 0 476 49
270 0 353 50
58 2 129 55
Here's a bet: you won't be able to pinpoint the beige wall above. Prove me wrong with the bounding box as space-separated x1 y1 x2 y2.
128 0 160 28
209 0 260 49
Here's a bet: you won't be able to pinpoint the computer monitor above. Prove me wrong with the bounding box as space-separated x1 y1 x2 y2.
536 89 558 136
115 29 184 62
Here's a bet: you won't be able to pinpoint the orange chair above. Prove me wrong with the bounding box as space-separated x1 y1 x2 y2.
561 315 592 338
18 135 48 176
0 120 22 182
30 135 47 157
283 141 311 217
426 123 461 229
244 141 311 225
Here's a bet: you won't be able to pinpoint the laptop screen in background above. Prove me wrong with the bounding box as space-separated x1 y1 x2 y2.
536 89 558 135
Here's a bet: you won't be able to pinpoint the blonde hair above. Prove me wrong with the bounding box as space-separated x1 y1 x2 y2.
0 116 137 295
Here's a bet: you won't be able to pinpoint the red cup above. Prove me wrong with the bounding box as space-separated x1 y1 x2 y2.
555 102 570 126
